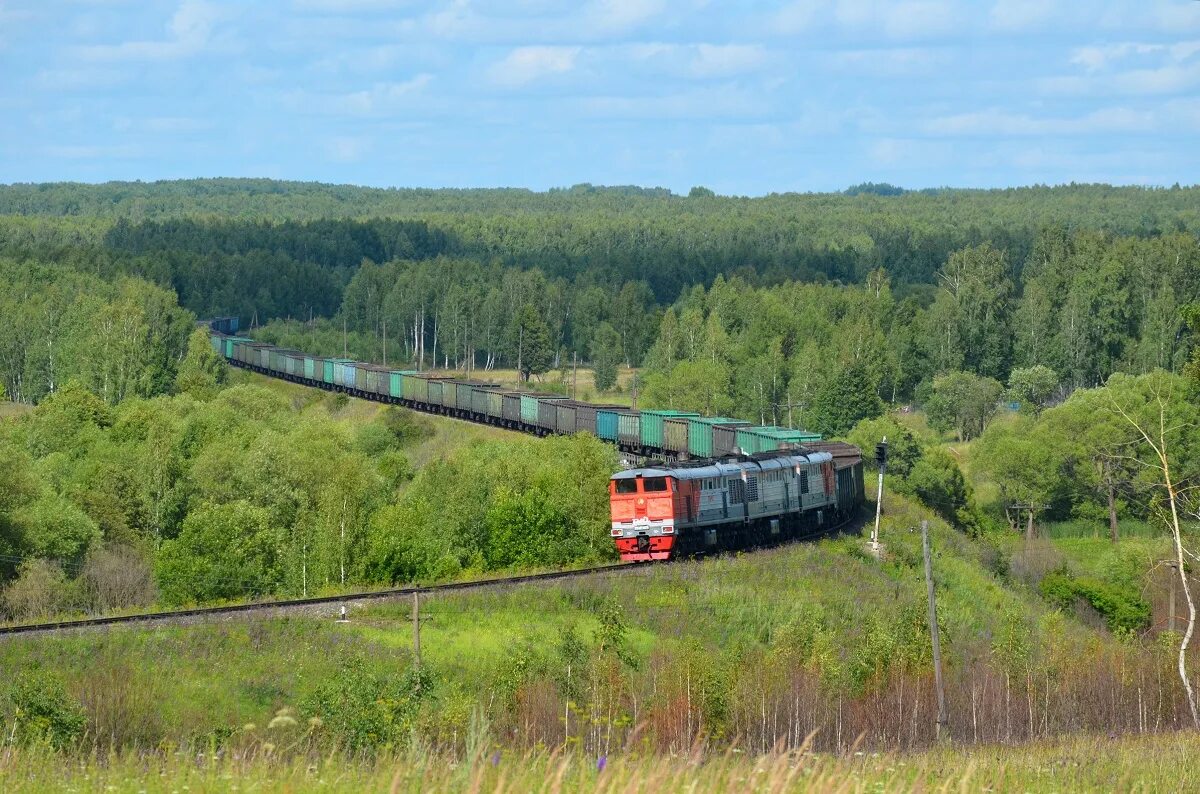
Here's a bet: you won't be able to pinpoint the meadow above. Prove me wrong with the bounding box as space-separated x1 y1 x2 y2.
1 730 1197 792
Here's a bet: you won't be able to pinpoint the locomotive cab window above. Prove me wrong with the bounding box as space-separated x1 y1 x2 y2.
615 479 638 494
643 477 669 492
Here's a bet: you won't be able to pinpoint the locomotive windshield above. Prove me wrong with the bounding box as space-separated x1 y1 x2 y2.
614 479 638 494
642 477 669 492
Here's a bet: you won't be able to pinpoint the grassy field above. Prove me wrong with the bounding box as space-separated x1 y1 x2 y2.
2 489 1194 760
0 400 31 419
1 732 1197 792
417 365 640 407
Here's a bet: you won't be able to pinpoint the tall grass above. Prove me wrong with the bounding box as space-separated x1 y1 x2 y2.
2 732 1198 792
1043 520 1160 540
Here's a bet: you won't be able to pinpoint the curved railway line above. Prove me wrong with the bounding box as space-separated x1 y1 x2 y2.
0 513 863 638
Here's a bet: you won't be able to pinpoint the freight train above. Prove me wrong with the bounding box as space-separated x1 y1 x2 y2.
207 317 865 561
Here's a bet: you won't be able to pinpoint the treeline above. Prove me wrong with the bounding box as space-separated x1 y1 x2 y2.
3 180 1200 315
0 258 193 405
635 229 1200 435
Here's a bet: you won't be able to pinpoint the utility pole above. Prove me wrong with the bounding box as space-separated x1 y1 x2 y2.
572 351 578 399
922 520 949 741
412 592 421 669
382 319 387 367
342 317 348 358
870 438 887 554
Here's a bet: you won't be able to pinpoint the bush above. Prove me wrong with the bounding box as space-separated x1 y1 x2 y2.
79 544 157 614
1040 570 1150 633
3 671 87 749
900 448 972 527
301 658 433 751
846 415 922 476
1 559 76 620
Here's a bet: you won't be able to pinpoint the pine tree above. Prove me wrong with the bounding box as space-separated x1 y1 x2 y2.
808 360 883 437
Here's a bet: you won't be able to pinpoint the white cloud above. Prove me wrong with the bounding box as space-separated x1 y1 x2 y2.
577 85 764 120
689 44 766 78
294 0 412 12
332 74 433 113
828 47 945 77
924 107 1157 136
75 0 223 61
326 136 374 162
488 46 580 88
34 68 129 91
585 0 666 34
113 116 213 134
1040 62 1200 97
1070 40 1200 72
772 0 961 40
988 0 1057 32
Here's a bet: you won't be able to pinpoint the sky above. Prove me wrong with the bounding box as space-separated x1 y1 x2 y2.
2 0 1200 195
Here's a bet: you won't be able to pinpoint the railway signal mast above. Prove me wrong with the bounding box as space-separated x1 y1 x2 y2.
870 438 887 554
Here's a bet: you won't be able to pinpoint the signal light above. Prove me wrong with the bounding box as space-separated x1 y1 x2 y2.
875 440 888 466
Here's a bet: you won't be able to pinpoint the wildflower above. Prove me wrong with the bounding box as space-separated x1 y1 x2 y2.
491 751 502 766
597 756 607 773
242 723 256 732
268 714 298 730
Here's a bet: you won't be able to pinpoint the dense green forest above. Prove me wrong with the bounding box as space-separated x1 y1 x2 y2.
1 179 1198 618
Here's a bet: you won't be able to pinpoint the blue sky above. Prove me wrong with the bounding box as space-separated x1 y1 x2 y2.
2 0 1200 194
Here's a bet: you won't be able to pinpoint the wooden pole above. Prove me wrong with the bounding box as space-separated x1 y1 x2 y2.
412 592 421 668
922 520 949 741
1170 563 1178 633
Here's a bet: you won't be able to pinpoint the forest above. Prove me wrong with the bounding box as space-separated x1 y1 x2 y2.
1 181 1199 600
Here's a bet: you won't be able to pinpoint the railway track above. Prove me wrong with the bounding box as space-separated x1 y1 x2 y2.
0 562 646 638
0 511 863 639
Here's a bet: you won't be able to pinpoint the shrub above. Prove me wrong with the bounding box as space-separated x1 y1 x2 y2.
301 658 433 751
80 544 157 613
3 671 87 749
1 559 76 620
1040 571 1150 633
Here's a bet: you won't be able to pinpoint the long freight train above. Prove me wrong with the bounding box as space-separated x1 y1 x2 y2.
207 317 865 561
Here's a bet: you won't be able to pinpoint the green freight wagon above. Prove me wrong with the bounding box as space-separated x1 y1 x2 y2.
222 336 253 359
324 358 353 386
576 403 623 437
662 417 690 454
303 355 323 381
364 365 392 396
537 396 568 430
389 371 417 399
484 389 512 420
735 426 822 454
617 411 641 446
639 410 699 450
696 419 748 458
407 374 431 403
353 364 368 392
595 409 625 442
522 394 564 426
501 392 523 423
452 381 497 413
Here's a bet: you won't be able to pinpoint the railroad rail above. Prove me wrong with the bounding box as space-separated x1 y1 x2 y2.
0 562 644 638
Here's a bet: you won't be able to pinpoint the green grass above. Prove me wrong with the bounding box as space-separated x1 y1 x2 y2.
2 732 1198 792
0 400 32 419
5 491 1187 758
